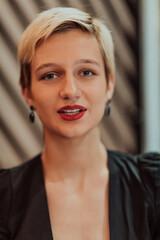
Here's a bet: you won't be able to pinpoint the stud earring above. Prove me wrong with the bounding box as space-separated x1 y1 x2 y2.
105 99 111 117
29 106 35 123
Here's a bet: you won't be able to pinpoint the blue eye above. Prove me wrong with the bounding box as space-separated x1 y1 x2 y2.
41 73 58 80
81 70 95 77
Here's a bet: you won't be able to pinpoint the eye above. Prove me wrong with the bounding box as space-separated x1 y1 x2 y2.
80 70 95 77
41 73 58 80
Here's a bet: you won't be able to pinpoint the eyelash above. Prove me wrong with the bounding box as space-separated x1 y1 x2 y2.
80 70 96 77
40 69 96 80
40 73 58 80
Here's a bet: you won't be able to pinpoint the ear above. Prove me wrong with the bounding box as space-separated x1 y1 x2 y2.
105 74 115 102
21 87 34 107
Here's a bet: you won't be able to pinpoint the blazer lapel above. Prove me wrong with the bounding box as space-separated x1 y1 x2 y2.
9 155 53 240
25 157 53 240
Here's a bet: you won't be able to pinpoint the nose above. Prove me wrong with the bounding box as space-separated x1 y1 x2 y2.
59 73 81 101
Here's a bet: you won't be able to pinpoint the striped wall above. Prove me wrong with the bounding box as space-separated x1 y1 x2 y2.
0 0 140 168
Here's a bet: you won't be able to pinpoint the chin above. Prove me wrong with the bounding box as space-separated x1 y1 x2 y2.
57 126 90 139
45 123 96 140
43 114 103 140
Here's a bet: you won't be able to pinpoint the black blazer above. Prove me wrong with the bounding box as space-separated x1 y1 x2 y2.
0 150 160 240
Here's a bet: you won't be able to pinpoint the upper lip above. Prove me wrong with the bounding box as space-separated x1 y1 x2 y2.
57 105 87 112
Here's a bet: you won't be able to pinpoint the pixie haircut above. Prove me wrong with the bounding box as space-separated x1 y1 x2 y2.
18 7 115 89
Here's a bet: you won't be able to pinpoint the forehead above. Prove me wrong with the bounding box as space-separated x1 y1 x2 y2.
32 29 104 67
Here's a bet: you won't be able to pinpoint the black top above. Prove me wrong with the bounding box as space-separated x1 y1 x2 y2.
0 150 160 240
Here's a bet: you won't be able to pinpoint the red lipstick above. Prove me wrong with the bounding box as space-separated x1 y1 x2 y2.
57 105 87 121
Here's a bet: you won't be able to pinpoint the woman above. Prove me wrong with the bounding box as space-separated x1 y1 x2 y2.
0 7 159 240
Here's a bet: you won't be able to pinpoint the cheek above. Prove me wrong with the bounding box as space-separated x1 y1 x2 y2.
31 86 56 111
89 81 107 107
86 88 106 123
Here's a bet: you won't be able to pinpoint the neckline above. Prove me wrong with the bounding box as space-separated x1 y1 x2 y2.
39 149 113 240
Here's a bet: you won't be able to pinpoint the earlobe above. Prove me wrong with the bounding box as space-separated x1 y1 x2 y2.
21 87 33 107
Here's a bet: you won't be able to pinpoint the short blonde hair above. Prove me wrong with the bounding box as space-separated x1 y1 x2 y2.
18 7 115 89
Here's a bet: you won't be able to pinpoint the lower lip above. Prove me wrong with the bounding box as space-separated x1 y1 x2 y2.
58 111 86 121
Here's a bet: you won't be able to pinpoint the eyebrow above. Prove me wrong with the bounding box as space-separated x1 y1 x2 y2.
36 63 59 73
35 59 101 73
75 59 101 67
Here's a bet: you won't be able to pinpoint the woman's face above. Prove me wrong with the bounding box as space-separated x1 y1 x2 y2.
23 29 114 139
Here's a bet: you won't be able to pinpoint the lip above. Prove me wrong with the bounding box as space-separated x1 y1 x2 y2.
57 105 87 121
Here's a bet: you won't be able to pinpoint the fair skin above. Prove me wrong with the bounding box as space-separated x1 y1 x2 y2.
23 29 115 240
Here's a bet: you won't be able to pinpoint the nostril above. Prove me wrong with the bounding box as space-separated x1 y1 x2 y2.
62 94 80 101
64 96 70 100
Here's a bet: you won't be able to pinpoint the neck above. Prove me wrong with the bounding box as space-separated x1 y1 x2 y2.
41 127 108 182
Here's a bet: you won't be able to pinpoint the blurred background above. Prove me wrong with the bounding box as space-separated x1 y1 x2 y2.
0 0 160 168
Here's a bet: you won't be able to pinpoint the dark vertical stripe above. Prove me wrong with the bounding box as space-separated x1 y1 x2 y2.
0 24 17 57
7 0 29 28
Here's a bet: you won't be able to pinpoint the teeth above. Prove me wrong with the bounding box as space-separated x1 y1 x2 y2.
59 109 84 115
62 109 82 114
